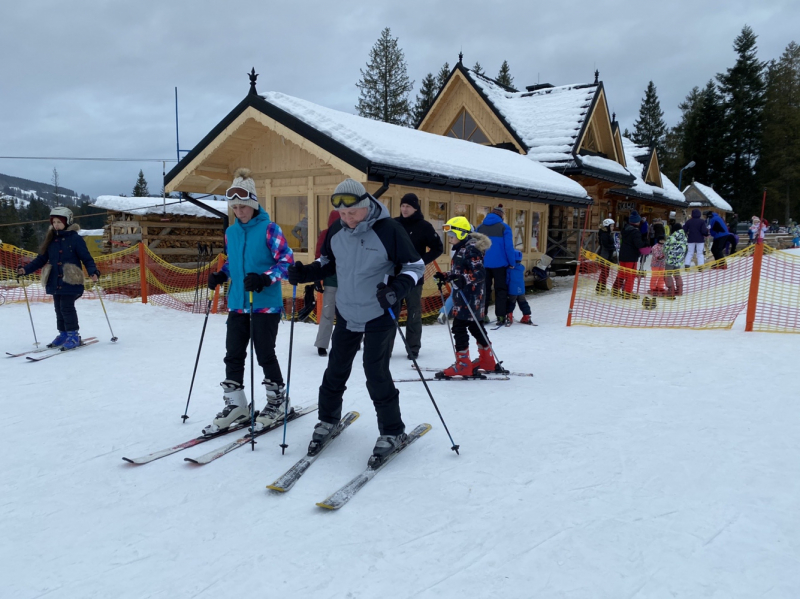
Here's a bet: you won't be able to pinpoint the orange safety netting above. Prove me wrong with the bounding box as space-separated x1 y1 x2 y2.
1 243 449 319
568 246 755 330
749 246 800 333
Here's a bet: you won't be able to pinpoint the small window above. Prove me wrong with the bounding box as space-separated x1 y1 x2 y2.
447 109 491 144
276 196 308 253
475 205 493 227
428 201 448 246
514 209 528 251
531 212 541 252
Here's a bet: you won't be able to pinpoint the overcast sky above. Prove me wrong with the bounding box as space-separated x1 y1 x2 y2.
1 0 797 199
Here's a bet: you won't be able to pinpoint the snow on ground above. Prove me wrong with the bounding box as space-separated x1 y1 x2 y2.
2 281 799 598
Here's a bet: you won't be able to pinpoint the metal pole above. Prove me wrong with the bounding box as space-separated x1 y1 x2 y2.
18 275 40 347
279 285 297 454
181 299 212 422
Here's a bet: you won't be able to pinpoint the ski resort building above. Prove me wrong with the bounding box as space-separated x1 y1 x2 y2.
416 59 687 263
164 71 592 273
683 181 733 218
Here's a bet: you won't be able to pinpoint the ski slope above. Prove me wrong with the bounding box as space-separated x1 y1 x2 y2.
1 280 798 598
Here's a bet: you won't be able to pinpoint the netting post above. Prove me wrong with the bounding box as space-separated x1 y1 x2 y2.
745 189 768 332
138 243 148 304
211 253 225 314
316 290 322 323
566 207 592 326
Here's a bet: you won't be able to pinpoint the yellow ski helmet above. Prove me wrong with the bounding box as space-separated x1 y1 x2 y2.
443 216 472 240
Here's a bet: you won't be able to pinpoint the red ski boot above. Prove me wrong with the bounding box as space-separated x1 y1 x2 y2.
439 350 474 378
520 314 532 325
472 344 498 373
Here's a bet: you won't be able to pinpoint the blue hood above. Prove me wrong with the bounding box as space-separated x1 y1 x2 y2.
481 213 503 227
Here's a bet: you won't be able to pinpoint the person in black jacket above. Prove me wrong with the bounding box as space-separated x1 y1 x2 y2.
611 211 649 299
394 193 443 360
596 218 617 294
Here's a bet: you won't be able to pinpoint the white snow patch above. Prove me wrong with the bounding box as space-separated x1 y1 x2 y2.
93 196 226 218
686 181 734 212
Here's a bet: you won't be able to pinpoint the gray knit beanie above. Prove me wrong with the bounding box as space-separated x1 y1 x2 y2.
332 179 371 209
227 168 259 211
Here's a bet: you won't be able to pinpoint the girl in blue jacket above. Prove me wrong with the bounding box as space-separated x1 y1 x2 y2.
505 250 532 324
17 207 99 350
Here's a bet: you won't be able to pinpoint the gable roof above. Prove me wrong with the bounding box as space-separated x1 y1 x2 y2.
607 138 686 207
684 181 733 211
165 91 591 207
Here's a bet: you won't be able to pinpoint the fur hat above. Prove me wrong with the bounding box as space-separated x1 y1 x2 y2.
629 210 641 224
332 179 371 209
226 168 259 211
400 193 420 211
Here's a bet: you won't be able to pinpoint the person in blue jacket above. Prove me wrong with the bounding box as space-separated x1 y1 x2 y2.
505 250 532 325
17 207 99 350
476 204 515 325
705 210 733 266
204 168 294 435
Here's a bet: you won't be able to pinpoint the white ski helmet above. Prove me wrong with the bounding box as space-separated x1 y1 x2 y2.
602 218 615 228
50 206 73 226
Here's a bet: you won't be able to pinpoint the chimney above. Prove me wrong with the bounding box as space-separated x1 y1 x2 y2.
525 83 554 92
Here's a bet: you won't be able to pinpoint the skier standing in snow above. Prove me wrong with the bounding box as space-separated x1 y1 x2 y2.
596 218 617 294
287 179 424 464
664 224 687 297
505 249 533 324
203 168 294 435
683 209 709 268
16 207 100 350
393 193 443 360
433 216 496 376
476 204 515 325
611 211 649 299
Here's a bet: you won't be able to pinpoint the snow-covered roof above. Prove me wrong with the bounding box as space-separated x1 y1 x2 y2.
263 92 590 203
685 181 733 212
78 229 104 236
93 196 226 218
469 74 596 167
611 138 686 206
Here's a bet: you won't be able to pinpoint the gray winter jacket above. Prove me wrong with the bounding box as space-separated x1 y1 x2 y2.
307 199 424 332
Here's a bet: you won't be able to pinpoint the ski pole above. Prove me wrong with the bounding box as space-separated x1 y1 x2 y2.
249 292 256 451
181 298 212 423
437 280 457 362
279 284 297 455
387 305 460 455
93 280 118 342
456 288 503 368
18 274 40 347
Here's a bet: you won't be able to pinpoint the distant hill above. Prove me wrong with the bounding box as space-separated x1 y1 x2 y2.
0 172 90 206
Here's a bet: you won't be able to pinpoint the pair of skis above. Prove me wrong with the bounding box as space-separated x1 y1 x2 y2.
266 411 432 510
6 337 98 360
122 404 318 465
392 365 533 383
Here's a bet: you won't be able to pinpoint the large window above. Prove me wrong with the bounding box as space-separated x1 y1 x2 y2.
476 205 493 227
514 209 528 251
531 212 541 252
428 201 448 246
275 196 308 253
446 109 490 144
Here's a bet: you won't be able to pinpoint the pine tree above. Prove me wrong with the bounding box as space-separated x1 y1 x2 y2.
472 61 484 76
51 168 61 205
412 73 438 127
496 60 514 89
759 41 800 222
132 170 150 197
716 25 766 214
436 62 450 92
356 27 414 126
631 81 667 156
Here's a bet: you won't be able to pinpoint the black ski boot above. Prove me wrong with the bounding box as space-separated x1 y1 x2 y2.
368 433 409 468
308 421 336 456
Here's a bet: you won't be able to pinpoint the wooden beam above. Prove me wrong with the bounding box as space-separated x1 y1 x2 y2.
142 234 224 243
111 220 223 230
251 167 339 180
205 179 226 193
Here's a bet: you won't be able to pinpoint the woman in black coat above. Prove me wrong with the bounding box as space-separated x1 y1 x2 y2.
596 218 617 293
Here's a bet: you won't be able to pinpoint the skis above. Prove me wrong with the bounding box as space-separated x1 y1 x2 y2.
184 404 318 465
6 337 98 358
267 411 360 493
394 374 509 382
491 321 537 330
122 420 256 465
25 339 99 361
316 423 432 510
410 365 533 378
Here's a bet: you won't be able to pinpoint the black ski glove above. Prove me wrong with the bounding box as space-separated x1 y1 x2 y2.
376 282 398 310
314 281 325 293
208 270 228 289
244 272 272 293
433 271 448 285
449 274 467 289
287 261 306 286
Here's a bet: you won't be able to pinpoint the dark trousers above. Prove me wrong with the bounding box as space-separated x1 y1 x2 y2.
711 236 728 261
224 312 283 386
318 312 404 435
400 284 423 353
484 267 509 318
452 316 490 351
53 294 80 331
507 295 531 316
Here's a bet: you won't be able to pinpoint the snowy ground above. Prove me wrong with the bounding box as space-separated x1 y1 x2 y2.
2 279 799 599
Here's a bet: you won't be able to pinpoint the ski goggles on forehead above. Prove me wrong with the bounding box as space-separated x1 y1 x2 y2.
442 224 470 235
330 192 369 208
225 187 257 201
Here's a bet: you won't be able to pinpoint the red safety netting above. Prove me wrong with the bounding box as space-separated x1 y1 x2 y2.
750 246 800 333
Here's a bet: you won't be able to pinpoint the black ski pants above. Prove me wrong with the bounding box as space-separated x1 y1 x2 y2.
53 293 80 332
711 236 729 261
452 315 490 351
484 266 509 319
318 311 404 436
224 312 283 386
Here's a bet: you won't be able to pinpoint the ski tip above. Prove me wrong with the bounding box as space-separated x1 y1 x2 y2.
121 457 135 464
183 458 200 464
316 502 338 510
266 484 287 492
417 423 433 436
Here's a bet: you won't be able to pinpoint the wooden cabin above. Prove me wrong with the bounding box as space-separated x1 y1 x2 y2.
683 181 732 220
93 196 226 265
163 72 591 276
416 59 688 264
